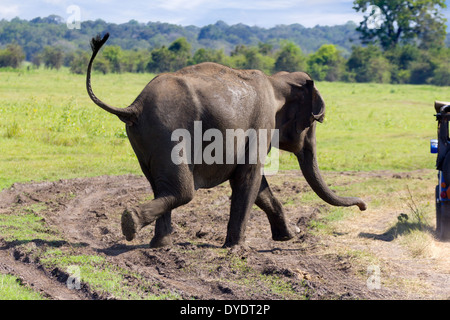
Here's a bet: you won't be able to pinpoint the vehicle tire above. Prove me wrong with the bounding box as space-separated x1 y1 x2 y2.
436 185 441 236
440 208 450 240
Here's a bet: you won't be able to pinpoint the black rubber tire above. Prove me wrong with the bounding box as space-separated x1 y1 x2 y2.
440 208 450 240
436 185 441 236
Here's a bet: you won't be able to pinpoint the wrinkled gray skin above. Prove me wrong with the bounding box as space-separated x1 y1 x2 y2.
86 34 367 248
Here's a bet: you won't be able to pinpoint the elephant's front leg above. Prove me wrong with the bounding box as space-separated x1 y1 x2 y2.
255 175 294 241
224 166 262 247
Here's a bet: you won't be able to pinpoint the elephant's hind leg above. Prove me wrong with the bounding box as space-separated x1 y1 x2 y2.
121 196 173 241
150 211 173 248
121 192 193 242
255 176 294 241
121 161 195 243
121 207 142 241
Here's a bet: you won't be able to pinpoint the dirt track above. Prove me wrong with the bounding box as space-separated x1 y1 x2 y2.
0 171 449 300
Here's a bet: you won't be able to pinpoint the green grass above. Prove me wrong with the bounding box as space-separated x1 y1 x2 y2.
40 249 180 300
316 82 445 172
0 274 47 300
0 211 61 243
0 67 152 189
0 202 178 300
0 208 179 300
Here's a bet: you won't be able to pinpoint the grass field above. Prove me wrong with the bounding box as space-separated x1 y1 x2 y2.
0 274 47 300
1 67 449 300
1 67 446 190
0 68 155 189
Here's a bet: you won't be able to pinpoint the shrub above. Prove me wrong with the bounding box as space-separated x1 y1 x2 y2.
307 44 345 81
431 63 450 86
0 44 25 68
273 41 306 73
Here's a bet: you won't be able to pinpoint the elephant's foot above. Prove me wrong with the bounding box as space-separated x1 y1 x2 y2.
121 208 141 241
222 242 236 248
272 232 294 242
222 236 245 248
271 227 295 242
149 235 173 248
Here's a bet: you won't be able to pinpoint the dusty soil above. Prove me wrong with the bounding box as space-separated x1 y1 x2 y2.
0 171 449 300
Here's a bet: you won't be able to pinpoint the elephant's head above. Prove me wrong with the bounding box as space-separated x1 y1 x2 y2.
271 72 367 211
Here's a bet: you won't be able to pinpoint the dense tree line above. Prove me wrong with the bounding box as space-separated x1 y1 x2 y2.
1 0 449 86
0 16 361 61
34 35 446 87
1 34 449 86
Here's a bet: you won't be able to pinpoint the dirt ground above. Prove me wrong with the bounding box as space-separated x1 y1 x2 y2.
0 171 449 300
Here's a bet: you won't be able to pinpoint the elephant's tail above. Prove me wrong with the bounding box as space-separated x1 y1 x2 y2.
86 33 137 125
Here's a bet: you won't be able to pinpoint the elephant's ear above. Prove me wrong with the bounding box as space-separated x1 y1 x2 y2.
307 80 325 124
295 80 325 133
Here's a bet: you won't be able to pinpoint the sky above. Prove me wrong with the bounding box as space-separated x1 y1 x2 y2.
0 0 449 28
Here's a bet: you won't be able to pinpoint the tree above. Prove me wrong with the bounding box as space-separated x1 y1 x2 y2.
32 54 42 68
148 46 172 73
307 44 345 81
93 56 111 74
384 44 420 83
70 51 90 74
168 37 191 71
243 47 266 70
120 49 151 73
227 45 275 74
432 63 450 86
148 38 192 73
353 0 447 50
273 41 305 73
430 48 450 86
408 49 440 84
0 43 25 68
198 23 225 41
346 45 391 83
258 42 273 56
42 46 64 70
134 50 152 73
191 48 225 65
102 45 123 73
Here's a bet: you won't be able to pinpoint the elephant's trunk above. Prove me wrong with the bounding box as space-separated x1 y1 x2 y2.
296 126 367 211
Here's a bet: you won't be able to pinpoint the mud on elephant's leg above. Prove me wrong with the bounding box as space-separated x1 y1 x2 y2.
255 176 294 241
121 207 142 241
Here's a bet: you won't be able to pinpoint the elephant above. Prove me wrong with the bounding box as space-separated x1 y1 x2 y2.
86 33 367 248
